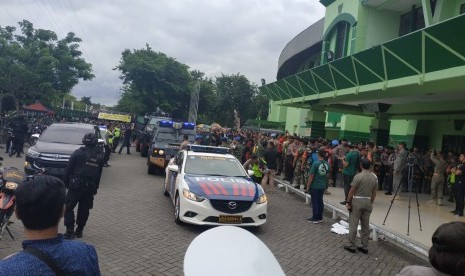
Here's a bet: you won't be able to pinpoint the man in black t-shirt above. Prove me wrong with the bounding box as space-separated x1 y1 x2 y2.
262 140 278 192
453 153 465 217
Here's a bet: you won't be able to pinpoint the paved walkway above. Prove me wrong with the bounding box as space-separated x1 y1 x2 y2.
278 177 465 252
0 153 428 275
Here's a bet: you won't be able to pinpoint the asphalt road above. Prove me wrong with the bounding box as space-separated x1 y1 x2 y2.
0 147 427 275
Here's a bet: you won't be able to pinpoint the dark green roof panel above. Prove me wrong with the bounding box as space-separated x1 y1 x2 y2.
330 58 357 84
352 46 385 79
296 71 319 95
274 82 292 100
283 77 303 98
330 58 357 89
384 32 422 73
268 83 283 100
425 36 465 73
426 14 465 58
353 61 383 85
312 65 334 93
384 52 418 79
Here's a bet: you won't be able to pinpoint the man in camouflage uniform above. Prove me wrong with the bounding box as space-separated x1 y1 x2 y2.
230 136 243 161
293 148 304 189
301 139 311 187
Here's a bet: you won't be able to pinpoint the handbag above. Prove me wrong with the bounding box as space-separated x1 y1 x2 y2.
23 247 65 276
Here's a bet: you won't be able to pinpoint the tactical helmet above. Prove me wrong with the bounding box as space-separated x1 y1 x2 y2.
82 133 98 147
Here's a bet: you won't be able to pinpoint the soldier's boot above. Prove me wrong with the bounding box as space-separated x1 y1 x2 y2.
75 226 84 238
64 228 75 239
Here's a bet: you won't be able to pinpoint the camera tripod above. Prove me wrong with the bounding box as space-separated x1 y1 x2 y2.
383 162 423 236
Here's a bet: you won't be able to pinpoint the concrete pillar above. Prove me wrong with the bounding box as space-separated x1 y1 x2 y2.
370 116 390 146
306 107 326 138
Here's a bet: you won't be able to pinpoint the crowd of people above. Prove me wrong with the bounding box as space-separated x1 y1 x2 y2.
0 117 464 274
200 129 465 219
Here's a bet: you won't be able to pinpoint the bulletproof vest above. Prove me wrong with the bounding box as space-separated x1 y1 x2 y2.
81 148 102 178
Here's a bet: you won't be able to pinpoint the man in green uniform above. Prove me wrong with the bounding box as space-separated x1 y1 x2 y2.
230 136 243 161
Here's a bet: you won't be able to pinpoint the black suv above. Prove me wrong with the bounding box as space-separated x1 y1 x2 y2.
147 121 195 174
25 123 104 179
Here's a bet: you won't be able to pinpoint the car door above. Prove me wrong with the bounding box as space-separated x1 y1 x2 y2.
168 151 184 200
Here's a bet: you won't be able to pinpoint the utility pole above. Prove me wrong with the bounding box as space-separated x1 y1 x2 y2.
188 81 200 123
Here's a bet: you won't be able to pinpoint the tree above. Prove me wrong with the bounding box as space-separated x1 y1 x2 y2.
81 96 92 106
215 74 261 128
114 45 192 118
0 20 94 111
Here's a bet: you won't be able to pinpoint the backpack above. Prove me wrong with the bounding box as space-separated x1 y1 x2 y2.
81 148 102 178
316 160 329 176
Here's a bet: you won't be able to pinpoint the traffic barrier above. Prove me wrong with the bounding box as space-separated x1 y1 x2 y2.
274 178 428 259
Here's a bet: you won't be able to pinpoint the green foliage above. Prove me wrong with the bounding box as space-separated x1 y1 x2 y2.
114 45 192 118
0 20 94 111
81 96 92 106
114 46 269 127
214 73 265 128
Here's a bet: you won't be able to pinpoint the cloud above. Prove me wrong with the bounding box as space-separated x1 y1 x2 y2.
0 0 325 106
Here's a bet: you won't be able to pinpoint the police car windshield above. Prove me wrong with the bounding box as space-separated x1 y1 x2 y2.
185 156 246 177
40 127 93 145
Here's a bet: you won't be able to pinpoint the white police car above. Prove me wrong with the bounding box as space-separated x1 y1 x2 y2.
164 145 267 226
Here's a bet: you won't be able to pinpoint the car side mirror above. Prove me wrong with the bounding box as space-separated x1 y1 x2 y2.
247 170 254 177
167 164 179 173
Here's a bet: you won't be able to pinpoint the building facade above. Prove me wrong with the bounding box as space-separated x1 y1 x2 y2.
261 0 465 153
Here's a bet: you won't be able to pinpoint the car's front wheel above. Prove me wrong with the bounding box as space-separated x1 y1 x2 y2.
163 180 170 197
147 162 157 175
174 193 182 225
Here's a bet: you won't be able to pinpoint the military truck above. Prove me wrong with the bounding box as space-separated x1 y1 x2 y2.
134 111 171 157
147 121 195 174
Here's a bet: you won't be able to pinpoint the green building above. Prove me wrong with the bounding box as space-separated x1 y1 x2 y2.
261 0 465 153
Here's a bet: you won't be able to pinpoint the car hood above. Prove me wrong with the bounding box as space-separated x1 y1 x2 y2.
184 175 262 200
32 141 82 155
153 141 181 148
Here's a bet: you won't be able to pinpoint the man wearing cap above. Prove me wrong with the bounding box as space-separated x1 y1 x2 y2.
193 134 203 145
344 158 378 254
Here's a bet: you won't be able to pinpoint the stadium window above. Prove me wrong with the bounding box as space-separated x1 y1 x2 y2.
399 6 425 37
334 21 350 59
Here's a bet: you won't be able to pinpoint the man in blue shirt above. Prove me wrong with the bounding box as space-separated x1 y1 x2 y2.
0 175 100 275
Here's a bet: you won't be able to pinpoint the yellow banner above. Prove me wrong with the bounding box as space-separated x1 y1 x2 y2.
98 112 132 123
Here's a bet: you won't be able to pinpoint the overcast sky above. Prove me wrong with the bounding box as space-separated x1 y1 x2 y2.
0 0 325 106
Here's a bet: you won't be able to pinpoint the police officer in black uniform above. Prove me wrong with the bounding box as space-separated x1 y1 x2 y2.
10 111 28 157
63 133 103 239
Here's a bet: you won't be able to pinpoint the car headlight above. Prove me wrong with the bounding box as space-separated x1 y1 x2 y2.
159 149 165 155
256 194 267 204
27 148 40 158
153 149 158 154
183 189 204 202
